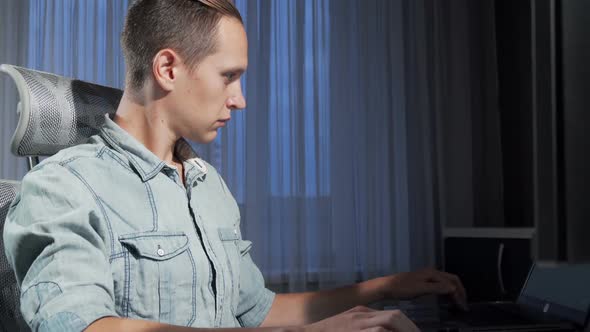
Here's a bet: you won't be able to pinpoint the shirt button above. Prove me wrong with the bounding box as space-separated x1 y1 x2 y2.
157 247 165 256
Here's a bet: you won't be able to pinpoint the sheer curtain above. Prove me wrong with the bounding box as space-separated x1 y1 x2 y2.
202 0 502 291
200 0 456 291
26 0 129 86
0 0 29 180
196 0 401 290
0 0 502 292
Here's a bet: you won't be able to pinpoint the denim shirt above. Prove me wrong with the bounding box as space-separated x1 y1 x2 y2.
3 116 275 331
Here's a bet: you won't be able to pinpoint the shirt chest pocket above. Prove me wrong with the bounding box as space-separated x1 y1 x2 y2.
218 227 243 315
118 231 197 326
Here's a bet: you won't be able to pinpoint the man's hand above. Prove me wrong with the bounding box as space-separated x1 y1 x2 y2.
376 268 468 310
304 306 420 332
261 268 467 327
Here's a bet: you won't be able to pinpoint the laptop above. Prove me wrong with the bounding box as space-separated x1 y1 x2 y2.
387 263 590 332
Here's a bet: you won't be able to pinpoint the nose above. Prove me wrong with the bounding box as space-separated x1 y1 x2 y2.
226 81 246 110
227 94 246 110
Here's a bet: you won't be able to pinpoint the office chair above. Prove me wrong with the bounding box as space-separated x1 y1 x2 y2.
0 180 26 332
0 64 123 332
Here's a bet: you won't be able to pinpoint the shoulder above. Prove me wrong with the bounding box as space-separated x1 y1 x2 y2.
7 144 109 235
18 138 110 199
35 137 106 168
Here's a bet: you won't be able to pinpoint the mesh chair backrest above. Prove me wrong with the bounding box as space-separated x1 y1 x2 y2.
0 181 29 332
0 64 123 156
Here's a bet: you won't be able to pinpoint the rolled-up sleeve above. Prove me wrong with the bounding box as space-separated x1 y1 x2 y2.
236 240 275 327
3 162 118 332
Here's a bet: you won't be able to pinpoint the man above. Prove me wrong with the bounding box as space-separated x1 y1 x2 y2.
4 1 467 331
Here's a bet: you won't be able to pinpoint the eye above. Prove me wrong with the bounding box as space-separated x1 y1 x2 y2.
224 72 236 81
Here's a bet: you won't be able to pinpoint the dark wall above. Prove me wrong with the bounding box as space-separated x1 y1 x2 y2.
495 0 534 228
559 0 590 262
491 0 590 262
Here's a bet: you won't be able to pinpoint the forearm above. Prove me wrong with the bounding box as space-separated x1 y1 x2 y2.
86 316 302 332
261 277 388 327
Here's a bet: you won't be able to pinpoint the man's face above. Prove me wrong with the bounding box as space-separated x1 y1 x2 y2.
170 16 248 143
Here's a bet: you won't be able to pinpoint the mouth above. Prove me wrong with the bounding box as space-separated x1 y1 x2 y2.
216 118 231 127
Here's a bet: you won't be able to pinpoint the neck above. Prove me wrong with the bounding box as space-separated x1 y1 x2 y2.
113 89 179 165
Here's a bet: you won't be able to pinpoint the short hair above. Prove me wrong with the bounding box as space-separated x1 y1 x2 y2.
121 0 243 91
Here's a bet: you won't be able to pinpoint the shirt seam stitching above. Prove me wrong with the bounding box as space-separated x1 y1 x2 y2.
62 164 116 256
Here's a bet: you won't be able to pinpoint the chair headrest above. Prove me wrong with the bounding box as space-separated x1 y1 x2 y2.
0 64 123 156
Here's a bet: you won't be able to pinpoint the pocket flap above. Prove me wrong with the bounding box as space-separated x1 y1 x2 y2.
119 231 189 260
218 227 239 241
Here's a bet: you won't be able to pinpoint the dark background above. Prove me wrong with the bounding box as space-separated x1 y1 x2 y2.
471 0 590 263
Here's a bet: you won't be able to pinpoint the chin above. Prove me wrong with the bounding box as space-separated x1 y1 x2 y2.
189 131 218 144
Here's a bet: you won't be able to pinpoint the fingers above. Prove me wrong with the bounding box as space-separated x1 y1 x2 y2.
360 327 392 332
423 269 468 310
439 271 468 308
347 305 379 313
308 307 421 332
362 310 421 332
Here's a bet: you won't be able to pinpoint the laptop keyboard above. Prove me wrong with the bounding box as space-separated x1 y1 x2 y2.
441 303 535 326
386 301 577 331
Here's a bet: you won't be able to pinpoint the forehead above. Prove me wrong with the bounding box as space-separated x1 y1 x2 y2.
206 16 248 69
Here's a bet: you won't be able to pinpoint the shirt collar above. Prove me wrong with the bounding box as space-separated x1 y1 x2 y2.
174 138 208 182
99 114 207 182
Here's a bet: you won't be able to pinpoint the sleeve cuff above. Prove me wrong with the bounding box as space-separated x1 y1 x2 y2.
237 288 275 327
23 283 119 332
38 311 117 332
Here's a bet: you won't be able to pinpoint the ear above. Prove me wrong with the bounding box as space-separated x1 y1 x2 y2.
152 49 180 92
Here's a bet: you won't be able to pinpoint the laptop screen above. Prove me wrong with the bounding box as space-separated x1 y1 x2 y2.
518 263 590 325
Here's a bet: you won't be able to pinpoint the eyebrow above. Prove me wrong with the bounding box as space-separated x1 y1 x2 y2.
222 67 247 74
